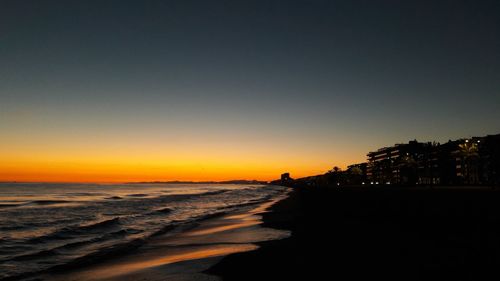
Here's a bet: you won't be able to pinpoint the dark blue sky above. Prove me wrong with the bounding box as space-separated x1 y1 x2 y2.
1 0 499 179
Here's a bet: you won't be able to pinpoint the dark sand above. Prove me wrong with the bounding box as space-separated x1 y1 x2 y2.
208 186 500 281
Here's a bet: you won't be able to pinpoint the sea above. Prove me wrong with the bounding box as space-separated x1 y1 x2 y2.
0 182 287 280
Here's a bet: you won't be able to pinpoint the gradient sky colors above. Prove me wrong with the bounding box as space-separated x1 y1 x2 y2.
1 0 499 182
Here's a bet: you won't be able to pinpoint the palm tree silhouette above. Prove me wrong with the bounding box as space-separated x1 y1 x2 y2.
458 140 479 184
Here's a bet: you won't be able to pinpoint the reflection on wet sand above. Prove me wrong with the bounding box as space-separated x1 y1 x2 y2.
184 220 261 237
60 244 257 280
45 192 290 281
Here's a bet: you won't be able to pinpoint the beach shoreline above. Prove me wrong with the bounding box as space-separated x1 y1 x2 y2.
19 187 290 281
9 185 500 280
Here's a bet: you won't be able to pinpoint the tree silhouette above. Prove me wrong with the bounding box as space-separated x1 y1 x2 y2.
458 140 479 184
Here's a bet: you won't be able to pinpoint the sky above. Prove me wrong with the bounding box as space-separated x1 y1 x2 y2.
1 0 499 182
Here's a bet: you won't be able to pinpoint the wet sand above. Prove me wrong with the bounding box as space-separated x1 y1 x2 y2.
34 193 290 281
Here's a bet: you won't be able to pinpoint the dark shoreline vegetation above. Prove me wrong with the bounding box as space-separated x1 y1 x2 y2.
208 185 500 281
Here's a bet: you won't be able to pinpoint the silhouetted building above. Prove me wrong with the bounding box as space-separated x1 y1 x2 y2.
290 133 499 189
434 138 481 185
279 172 294 186
364 134 500 187
479 134 500 185
367 140 426 185
451 134 500 185
416 142 440 185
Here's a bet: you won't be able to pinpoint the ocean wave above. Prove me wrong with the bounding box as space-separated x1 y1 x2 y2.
0 204 22 209
0 225 27 231
57 229 138 249
149 224 178 237
140 189 231 204
48 238 145 273
200 190 230 196
11 248 59 261
79 217 121 231
224 199 268 210
7 228 136 263
126 193 148 197
0 238 146 281
149 211 228 238
27 200 71 205
148 207 173 215
65 192 106 197
27 218 122 244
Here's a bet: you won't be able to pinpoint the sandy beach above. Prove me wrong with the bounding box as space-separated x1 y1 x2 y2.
209 186 500 281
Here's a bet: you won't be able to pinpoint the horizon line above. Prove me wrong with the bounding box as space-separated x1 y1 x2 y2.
0 179 273 185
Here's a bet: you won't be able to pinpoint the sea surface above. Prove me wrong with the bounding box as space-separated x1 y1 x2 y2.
0 183 286 280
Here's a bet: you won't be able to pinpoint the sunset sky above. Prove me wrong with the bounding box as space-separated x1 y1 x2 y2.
1 0 499 182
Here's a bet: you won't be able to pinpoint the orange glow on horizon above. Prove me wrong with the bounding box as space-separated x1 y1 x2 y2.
0 127 365 183
0 154 357 183
0 161 352 183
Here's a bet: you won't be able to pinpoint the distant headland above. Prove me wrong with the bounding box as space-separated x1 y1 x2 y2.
127 180 269 185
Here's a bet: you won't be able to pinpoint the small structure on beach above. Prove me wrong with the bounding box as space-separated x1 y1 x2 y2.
279 173 293 186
